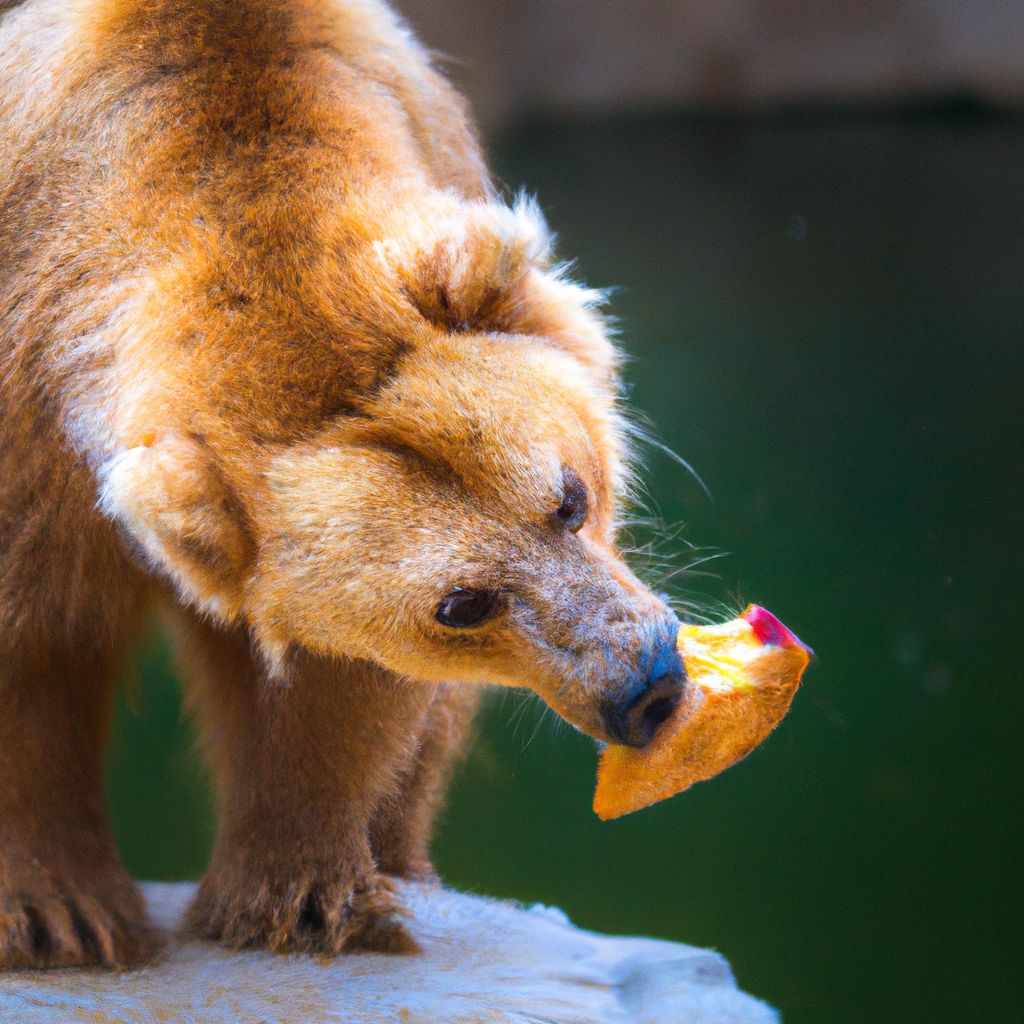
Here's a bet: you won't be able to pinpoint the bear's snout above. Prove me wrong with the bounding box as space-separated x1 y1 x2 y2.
597 633 686 747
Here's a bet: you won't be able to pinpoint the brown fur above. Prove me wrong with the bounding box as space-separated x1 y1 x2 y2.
0 0 678 965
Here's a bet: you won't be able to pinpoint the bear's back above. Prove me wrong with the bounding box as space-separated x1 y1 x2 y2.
0 0 492 450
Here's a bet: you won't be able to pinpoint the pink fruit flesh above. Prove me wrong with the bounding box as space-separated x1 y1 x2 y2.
743 604 814 656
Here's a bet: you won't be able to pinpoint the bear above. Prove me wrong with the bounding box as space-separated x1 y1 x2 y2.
0 0 686 967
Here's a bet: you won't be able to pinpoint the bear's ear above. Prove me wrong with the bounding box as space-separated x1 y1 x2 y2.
382 197 619 384
98 434 254 621
386 196 552 334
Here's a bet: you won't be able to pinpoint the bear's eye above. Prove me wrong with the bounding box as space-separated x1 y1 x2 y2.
436 587 500 628
553 467 588 533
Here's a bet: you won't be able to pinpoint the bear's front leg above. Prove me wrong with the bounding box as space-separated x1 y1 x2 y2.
0 477 157 969
172 611 434 955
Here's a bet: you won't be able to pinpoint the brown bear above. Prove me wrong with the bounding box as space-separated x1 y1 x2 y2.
0 0 686 967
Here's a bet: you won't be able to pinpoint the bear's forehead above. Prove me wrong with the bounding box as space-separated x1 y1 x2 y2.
365 338 599 472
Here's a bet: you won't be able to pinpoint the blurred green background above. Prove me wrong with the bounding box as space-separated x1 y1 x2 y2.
105 109 1023 1024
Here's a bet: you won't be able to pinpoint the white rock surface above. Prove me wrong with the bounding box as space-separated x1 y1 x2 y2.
0 881 778 1024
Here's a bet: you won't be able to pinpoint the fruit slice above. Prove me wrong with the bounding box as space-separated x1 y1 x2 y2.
593 605 811 820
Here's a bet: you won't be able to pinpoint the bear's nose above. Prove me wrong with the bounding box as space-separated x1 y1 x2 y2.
600 649 686 748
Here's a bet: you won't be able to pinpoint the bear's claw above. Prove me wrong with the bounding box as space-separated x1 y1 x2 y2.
0 870 158 969
186 867 419 956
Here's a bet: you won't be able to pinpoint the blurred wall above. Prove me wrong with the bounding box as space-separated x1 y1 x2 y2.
397 0 1024 125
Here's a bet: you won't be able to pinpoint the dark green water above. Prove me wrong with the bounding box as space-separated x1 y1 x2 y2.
106 111 1024 1023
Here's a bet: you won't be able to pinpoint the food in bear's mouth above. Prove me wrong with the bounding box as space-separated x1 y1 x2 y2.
593 605 812 820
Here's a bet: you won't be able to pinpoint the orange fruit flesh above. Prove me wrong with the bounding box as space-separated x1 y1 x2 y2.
593 605 811 820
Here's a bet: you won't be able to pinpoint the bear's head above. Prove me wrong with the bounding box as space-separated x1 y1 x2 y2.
97 195 685 747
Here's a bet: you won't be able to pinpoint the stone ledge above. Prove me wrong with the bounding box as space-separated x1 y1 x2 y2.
0 881 778 1023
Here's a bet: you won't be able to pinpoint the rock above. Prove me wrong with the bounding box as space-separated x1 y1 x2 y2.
0 881 778 1023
